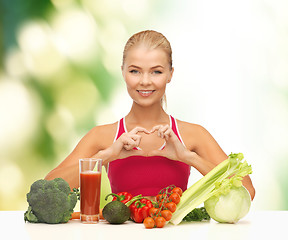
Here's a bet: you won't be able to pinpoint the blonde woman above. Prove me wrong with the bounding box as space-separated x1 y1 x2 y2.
45 30 255 200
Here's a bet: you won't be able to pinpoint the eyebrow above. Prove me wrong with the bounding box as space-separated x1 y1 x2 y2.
151 65 164 69
128 65 164 69
128 65 141 69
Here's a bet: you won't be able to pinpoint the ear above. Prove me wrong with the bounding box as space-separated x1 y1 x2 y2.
121 65 125 78
167 67 174 83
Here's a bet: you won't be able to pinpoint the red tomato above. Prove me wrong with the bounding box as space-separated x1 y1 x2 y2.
155 216 166 228
156 194 167 202
144 217 155 229
172 187 183 197
149 207 160 217
165 201 177 213
169 192 181 205
160 210 172 221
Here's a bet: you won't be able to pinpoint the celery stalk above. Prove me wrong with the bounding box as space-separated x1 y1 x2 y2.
170 153 252 225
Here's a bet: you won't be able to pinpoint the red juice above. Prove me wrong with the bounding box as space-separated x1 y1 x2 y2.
80 171 101 216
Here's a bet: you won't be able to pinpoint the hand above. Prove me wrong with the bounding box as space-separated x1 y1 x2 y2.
148 124 192 162
108 126 149 161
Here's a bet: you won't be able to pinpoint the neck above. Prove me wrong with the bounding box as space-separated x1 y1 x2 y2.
126 102 169 128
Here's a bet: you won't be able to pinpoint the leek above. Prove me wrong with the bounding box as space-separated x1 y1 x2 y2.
170 153 252 225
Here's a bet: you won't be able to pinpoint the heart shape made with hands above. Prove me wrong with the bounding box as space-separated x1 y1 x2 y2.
136 129 166 152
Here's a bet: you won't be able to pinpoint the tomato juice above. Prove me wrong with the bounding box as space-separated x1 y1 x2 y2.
80 171 101 217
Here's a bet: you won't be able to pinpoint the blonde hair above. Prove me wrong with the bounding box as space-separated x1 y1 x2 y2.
122 30 172 108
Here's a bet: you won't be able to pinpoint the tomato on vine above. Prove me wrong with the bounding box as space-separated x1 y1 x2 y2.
160 209 172 221
165 201 177 213
169 192 181 205
149 207 160 217
172 187 183 197
144 217 155 229
155 216 166 228
156 194 166 201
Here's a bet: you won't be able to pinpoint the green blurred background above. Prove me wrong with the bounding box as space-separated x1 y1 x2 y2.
0 0 287 211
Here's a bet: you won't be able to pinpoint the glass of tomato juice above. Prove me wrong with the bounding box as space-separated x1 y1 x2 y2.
79 158 102 223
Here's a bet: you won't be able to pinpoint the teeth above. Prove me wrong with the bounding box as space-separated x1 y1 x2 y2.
139 90 153 93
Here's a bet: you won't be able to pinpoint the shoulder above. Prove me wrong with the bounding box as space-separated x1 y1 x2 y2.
176 119 208 136
89 121 118 136
80 121 119 149
89 121 118 141
175 118 214 150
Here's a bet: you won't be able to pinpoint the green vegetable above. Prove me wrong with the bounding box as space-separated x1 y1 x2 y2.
170 153 252 225
102 200 131 224
72 187 80 200
204 186 251 223
24 178 77 224
182 207 210 222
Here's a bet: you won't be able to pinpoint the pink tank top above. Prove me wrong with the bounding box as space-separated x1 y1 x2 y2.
107 115 191 196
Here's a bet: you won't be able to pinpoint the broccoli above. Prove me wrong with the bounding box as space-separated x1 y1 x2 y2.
24 178 77 224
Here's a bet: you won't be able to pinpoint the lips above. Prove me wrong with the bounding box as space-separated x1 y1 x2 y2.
137 90 155 97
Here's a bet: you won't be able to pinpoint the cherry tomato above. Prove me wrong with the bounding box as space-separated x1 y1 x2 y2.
144 217 155 229
160 209 172 221
155 216 166 228
172 187 183 197
165 201 177 213
156 194 166 202
169 192 181 205
149 207 160 217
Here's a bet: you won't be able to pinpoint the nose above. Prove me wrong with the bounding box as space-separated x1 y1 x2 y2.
140 73 151 86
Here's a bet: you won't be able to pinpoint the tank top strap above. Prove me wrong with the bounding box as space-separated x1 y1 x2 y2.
170 115 186 146
114 118 125 142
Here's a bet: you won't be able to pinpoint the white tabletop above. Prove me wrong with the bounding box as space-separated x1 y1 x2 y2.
0 211 286 240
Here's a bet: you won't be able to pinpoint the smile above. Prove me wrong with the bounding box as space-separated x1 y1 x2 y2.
137 90 155 97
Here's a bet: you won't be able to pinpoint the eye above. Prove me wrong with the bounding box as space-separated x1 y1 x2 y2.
129 70 139 74
153 70 162 74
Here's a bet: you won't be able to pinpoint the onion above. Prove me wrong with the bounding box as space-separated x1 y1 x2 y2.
204 186 251 223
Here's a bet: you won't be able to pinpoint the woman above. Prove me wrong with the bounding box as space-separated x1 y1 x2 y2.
45 30 255 200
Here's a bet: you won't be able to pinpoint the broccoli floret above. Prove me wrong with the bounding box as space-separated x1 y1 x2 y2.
24 178 77 224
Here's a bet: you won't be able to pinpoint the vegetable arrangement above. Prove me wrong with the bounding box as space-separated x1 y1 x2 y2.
24 152 253 228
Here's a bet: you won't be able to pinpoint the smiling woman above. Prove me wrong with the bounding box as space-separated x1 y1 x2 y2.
45 30 255 201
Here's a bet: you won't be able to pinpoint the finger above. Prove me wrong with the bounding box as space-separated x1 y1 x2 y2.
123 138 137 150
130 134 141 147
159 125 170 138
152 125 170 138
123 144 133 151
151 125 164 137
163 128 173 141
130 126 150 135
150 125 162 133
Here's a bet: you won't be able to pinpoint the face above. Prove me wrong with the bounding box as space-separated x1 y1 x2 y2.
122 45 174 108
